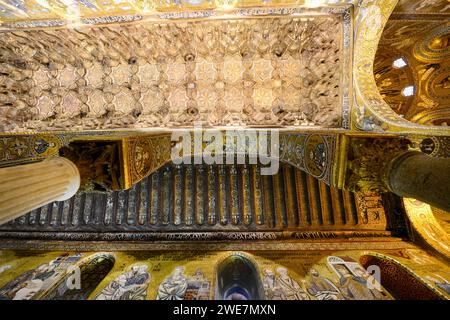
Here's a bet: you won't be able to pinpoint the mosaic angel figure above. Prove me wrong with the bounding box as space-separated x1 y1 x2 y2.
334 264 389 300
327 256 391 300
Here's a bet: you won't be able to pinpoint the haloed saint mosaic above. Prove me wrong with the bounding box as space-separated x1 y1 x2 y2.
1 249 449 300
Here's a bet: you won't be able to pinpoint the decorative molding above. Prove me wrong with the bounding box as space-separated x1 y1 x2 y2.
82 14 143 25
0 134 62 167
0 4 353 29
0 238 413 251
279 133 336 185
0 230 394 242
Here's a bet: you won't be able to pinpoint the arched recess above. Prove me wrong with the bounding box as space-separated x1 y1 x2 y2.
353 0 450 135
41 253 115 300
360 253 444 300
215 253 264 300
0 252 115 300
373 46 415 116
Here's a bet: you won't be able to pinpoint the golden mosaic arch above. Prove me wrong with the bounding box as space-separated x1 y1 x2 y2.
353 0 450 136
403 198 450 261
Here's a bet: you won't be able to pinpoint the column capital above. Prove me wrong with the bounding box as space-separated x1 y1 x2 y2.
345 137 410 193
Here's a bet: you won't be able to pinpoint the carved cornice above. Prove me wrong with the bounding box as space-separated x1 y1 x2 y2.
0 230 394 242
0 237 412 252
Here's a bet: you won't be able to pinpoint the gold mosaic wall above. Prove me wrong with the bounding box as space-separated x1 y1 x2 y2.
0 247 449 300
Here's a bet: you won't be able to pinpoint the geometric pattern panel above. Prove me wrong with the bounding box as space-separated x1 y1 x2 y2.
0 12 347 131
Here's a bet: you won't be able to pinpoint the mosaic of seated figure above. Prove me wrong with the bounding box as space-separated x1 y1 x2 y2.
0 14 344 131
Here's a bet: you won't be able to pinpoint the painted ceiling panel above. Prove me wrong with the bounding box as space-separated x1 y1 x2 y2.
0 163 388 238
0 6 351 131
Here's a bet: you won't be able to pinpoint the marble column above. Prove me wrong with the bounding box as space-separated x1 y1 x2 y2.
0 157 80 225
384 151 450 212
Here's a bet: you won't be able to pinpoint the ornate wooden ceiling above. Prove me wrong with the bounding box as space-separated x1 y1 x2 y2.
0 162 390 241
0 3 352 132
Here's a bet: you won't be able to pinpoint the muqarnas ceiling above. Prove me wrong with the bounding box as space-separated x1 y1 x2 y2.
0 14 345 131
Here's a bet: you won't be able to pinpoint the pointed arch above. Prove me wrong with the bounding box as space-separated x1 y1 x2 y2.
360 253 444 300
0 252 115 300
41 253 115 300
215 252 264 300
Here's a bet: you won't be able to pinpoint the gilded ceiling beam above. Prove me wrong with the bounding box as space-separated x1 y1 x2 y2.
0 130 341 190
1 130 448 195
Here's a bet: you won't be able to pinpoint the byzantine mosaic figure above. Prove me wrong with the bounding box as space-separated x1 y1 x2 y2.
96 265 151 300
